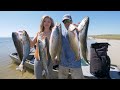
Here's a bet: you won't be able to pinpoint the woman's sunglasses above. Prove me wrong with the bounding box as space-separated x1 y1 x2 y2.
63 19 71 24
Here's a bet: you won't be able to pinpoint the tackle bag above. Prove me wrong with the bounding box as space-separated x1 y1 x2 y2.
90 42 111 79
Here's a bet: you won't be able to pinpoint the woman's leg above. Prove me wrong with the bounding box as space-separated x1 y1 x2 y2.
34 59 43 79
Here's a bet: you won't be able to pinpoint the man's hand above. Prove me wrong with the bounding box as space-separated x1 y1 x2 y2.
69 22 81 32
68 24 77 31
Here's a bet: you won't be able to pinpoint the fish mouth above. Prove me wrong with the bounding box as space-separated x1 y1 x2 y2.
12 32 19 39
18 30 26 36
83 16 89 24
18 30 29 41
12 32 18 35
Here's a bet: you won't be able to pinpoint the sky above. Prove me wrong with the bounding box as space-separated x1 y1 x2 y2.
0 11 120 37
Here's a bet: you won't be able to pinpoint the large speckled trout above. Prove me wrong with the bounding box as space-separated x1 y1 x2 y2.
49 23 62 62
68 24 80 60
12 32 23 61
37 35 50 79
78 16 89 64
16 30 30 71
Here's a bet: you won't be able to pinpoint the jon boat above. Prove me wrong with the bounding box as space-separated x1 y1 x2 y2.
9 51 120 79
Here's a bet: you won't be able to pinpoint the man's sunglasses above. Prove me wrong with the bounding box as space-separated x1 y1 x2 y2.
63 19 71 24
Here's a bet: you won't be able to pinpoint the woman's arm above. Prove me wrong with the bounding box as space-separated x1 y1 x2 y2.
29 32 39 48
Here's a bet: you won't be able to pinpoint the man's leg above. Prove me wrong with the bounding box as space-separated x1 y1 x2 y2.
48 60 58 79
70 67 85 79
58 65 69 79
34 59 43 79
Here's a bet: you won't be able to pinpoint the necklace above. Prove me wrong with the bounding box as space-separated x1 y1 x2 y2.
43 31 51 35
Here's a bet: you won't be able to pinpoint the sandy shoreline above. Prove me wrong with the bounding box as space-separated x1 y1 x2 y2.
92 38 120 67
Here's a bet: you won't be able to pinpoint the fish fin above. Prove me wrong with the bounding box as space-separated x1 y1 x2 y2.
16 64 24 72
75 54 81 61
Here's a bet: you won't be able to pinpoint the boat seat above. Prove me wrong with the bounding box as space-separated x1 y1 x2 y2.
26 55 34 61
12 53 18 56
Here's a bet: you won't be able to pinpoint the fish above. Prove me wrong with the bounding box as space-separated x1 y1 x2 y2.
49 23 62 62
37 35 49 79
12 32 23 61
16 30 30 71
78 16 89 64
68 24 80 60
45 38 51 66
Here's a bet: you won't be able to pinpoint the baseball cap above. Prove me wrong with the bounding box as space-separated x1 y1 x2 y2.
62 14 72 22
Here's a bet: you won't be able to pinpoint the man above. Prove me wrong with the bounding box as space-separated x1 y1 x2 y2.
58 14 84 79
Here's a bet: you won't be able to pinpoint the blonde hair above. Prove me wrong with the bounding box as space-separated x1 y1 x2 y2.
39 15 54 33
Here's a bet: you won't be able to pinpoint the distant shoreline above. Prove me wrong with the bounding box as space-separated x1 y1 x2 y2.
89 34 120 40
0 37 12 38
0 37 34 38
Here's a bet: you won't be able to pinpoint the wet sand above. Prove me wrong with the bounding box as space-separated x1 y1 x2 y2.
0 59 35 79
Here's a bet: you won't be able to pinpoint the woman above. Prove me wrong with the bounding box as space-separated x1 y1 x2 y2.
30 15 55 79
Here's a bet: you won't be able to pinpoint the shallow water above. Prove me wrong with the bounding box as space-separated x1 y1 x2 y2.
0 37 95 79
0 38 35 79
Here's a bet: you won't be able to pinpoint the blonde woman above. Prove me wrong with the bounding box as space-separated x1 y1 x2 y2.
30 15 54 79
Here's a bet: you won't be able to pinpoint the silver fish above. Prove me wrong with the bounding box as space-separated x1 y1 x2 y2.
49 23 62 62
68 24 80 60
37 35 49 79
12 32 23 61
45 37 51 66
78 16 89 64
16 30 30 71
